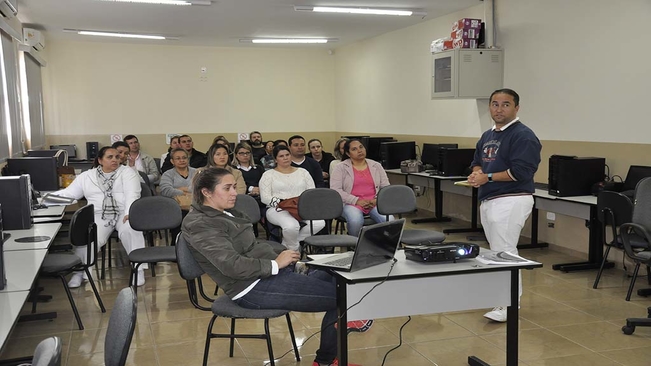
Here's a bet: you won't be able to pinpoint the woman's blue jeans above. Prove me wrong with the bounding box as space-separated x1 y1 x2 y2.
235 268 337 364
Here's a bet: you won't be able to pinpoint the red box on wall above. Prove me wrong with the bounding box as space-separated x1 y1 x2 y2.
443 39 454 50
452 18 482 32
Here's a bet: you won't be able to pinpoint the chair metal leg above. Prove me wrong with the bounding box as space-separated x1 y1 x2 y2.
264 318 275 366
285 313 301 361
593 246 612 289
107 240 112 267
627 263 641 301
229 318 236 357
100 246 106 280
84 268 106 313
59 275 84 330
203 316 218 366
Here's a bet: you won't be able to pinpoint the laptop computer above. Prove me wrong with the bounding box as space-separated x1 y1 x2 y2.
307 219 405 272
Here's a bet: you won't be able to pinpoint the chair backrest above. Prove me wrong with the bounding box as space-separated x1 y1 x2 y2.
138 171 151 186
69 204 98 266
32 336 62 366
597 191 633 227
153 157 161 173
104 287 137 366
175 233 205 281
376 185 416 218
233 194 261 223
632 177 651 230
298 188 343 221
128 196 183 231
140 182 153 197
624 165 651 191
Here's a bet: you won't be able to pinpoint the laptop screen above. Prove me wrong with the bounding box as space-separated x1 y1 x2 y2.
624 166 651 191
353 219 404 270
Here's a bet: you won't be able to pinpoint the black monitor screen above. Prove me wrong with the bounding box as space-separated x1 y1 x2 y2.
624 165 651 191
6 157 59 191
365 137 395 161
380 141 416 169
421 143 459 168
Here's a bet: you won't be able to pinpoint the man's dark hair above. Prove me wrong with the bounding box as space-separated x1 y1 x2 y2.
250 131 262 137
123 134 138 142
288 135 304 146
111 141 129 149
490 88 520 106
273 139 288 147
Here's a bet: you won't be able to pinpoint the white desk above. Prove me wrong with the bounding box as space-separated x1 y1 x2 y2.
330 250 542 366
31 205 65 218
3 223 62 252
405 172 466 224
0 250 48 293
532 189 602 272
0 291 30 352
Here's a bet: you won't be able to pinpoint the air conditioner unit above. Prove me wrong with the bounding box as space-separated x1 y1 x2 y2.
0 0 17 19
24 28 45 51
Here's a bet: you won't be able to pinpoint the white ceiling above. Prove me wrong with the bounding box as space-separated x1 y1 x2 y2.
17 0 481 48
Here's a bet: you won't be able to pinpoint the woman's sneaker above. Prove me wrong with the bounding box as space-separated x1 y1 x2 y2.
346 319 373 333
312 359 361 366
483 307 507 322
67 272 85 288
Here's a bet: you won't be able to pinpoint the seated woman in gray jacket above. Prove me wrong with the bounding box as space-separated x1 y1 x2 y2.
181 167 341 366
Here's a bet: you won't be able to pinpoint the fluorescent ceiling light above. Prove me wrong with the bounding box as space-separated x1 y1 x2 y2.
73 30 167 40
96 0 211 6
241 38 331 44
294 5 426 17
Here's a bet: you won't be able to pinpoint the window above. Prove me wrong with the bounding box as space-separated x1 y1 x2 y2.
0 29 22 158
20 52 45 150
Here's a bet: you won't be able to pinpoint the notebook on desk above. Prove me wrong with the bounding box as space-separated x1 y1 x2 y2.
307 219 405 272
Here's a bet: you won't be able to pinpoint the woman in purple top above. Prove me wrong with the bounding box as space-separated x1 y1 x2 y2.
330 139 393 237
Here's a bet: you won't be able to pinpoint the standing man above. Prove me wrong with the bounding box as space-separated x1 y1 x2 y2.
249 131 266 165
162 134 207 172
288 135 326 188
123 135 160 183
467 89 541 323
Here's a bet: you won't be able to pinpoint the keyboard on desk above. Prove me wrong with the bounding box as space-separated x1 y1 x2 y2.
425 170 442 175
324 256 354 267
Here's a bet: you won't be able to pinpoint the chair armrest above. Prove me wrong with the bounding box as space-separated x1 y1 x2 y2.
620 223 651 260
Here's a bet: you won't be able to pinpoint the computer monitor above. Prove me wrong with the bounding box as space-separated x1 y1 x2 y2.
6 157 59 191
421 143 459 169
342 136 370 151
380 141 416 169
365 137 395 161
50 144 77 159
27 149 67 167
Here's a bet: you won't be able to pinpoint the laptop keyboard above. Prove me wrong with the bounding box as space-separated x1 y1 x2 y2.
324 256 353 267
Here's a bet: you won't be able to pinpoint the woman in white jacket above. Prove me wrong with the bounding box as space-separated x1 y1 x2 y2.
54 146 147 288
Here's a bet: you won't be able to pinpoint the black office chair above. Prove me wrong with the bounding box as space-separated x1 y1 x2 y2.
31 336 62 366
105 287 138 366
233 194 285 254
127 196 182 288
376 185 446 246
37 204 106 330
621 178 651 333
619 177 651 301
592 191 637 289
298 188 358 255
175 234 300 366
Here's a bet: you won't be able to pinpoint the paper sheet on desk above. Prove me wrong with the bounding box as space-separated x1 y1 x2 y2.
476 251 536 265
454 180 472 187
41 193 76 206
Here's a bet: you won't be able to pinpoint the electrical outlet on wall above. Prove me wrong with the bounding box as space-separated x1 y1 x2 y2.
413 186 423 196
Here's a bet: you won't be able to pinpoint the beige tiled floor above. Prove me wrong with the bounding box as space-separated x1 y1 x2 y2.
3 214 651 366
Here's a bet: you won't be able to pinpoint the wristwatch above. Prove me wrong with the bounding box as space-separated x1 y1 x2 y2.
487 173 493 182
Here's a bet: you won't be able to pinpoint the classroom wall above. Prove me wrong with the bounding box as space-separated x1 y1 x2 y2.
40 41 336 137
